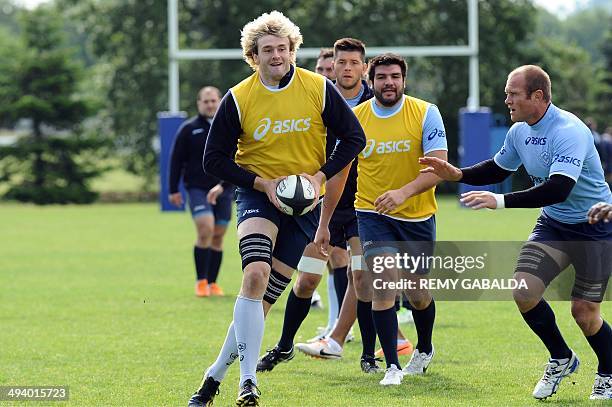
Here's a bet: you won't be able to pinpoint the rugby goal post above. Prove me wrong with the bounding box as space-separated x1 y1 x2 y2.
159 0 492 211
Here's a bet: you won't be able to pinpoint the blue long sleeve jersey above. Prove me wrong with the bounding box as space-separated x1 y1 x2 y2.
169 115 221 193
326 79 374 209
494 103 612 223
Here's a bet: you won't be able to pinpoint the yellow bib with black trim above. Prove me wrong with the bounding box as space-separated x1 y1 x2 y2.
231 67 327 194
353 95 437 220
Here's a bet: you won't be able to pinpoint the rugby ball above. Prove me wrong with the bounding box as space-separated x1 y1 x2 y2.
276 175 317 216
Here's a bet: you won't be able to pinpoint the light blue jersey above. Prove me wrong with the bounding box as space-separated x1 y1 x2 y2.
345 85 365 108
494 104 612 224
371 98 448 154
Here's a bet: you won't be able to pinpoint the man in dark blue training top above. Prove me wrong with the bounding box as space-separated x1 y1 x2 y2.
168 86 233 298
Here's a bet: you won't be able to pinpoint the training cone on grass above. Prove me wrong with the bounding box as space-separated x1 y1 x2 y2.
376 340 414 358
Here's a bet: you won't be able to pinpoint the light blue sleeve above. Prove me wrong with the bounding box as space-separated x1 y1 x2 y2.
493 125 522 171
421 105 448 154
548 128 588 181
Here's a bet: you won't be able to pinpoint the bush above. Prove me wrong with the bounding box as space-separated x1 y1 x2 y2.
4 184 98 204
0 135 110 205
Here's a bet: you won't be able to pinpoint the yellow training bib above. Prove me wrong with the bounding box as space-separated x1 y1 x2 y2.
354 95 437 220
231 67 327 194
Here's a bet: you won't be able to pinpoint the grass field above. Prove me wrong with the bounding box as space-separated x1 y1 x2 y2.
1 197 610 406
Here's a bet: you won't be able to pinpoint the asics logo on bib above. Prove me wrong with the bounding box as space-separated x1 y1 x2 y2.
253 117 312 141
362 139 411 158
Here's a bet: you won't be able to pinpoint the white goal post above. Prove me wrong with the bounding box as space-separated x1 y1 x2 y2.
167 0 480 113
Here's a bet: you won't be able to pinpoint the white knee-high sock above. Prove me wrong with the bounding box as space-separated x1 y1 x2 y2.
206 321 238 382
327 274 338 330
234 295 265 386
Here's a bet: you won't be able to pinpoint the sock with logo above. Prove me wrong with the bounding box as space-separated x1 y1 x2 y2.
206 321 238 381
234 296 264 387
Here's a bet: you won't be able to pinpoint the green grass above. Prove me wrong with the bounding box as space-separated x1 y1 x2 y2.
0 197 610 406
90 161 150 193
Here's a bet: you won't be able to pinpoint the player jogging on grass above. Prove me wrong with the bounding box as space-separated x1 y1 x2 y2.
186 11 365 407
292 39 411 373
353 53 447 386
168 86 232 298
257 37 382 374
421 65 612 400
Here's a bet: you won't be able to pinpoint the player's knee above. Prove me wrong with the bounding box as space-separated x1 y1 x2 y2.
295 254 326 295
211 234 224 250
571 300 600 331
196 219 214 237
512 287 541 311
329 247 349 269
353 270 372 300
196 233 213 248
294 273 320 296
409 291 432 310
243 264 270 281
242 265 270 294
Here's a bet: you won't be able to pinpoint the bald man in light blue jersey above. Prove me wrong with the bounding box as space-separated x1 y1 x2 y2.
421 65 612 401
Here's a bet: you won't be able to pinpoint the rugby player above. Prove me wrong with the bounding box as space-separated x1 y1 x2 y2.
421 65 612 400
187 11 365 406
169 86 232 297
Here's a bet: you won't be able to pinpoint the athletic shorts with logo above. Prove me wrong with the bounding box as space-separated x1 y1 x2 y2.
236 187 320 270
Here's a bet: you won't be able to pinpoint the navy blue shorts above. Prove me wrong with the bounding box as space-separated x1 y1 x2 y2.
527 213 612 301
357 211 436 274
236 188 320 270
186 187 233 225
329 206 359 248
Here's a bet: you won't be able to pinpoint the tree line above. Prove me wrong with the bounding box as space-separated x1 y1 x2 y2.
0 0 610 203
